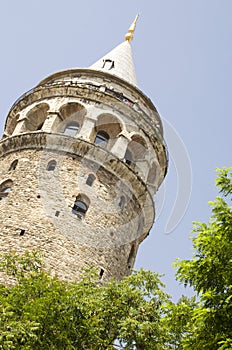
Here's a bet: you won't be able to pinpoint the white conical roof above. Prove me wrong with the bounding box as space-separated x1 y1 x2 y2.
89 40 137 87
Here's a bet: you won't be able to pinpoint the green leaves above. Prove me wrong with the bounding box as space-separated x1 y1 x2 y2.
0 254 170 349
175 167 232 349
215 167 232 197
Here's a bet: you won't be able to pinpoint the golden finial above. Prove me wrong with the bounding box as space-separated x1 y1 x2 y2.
125 14 139 42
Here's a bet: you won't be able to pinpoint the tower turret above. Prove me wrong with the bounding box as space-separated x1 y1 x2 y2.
0 19 167 281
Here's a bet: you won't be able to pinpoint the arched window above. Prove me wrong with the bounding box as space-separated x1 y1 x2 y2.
72 201 88 218
9 159 18 171
47 160 57 171
0 187 11 200
25 103 49 131
94 130 109 147
0 180 13 201
64 122 80 136
86 174 96 187
125 149 133 165
130 135 147 160
5 113 19 136
72 194 90 219
124 135 147 165
95 113 122 141
119 196 126 210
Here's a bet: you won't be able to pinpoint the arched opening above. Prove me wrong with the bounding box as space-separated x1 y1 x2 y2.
47 160 57 171
94 130 109 147
72 201 87 217
125 135 147 163
86 174 96 187
58 103 85 134
131 135 147 159
64 121 80 136
72 194 90 219
94 113 122 148
0 180 13 201
25 103 50 131
124 135 148 166
59 102 85 120
5 114 20 136
9 159 18 171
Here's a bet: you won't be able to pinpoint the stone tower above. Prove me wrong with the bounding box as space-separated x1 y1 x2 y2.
0 18 167 281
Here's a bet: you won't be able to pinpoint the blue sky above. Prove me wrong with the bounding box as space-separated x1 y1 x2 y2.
1 1 231 300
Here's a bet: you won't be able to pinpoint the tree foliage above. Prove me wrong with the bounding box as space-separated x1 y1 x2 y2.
0 252 171 350
175 167 232 349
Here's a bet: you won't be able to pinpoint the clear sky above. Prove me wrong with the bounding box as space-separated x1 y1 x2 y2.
1 1 231 300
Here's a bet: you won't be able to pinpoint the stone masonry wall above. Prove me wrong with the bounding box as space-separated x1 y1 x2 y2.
0 143 146 283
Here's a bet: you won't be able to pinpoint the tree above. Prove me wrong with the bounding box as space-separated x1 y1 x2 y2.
163 296 196 350
0 251 171 350
175 167 232 349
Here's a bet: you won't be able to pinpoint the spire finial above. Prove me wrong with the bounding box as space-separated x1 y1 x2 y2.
125 14 139 42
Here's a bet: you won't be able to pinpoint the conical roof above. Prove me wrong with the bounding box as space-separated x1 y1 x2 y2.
89 40 137 87
89 16 139 87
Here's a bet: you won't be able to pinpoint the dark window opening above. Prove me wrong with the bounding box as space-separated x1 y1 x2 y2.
0 180 13 201
72 194 90 219
94 130 109 147
127 244 135 269
102 59 115 70
72 200 87 218
47 160 57 171
86 174 96 187
99 268 105 278
64 122 80 136
119 196 126 210
55 211 60 217
20 229 25 236
0 187 11 201
9 160 18 171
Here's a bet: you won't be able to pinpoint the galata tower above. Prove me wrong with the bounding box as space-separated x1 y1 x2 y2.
0 17 167 281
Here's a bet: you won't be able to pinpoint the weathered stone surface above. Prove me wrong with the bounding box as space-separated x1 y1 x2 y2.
0 63 167 284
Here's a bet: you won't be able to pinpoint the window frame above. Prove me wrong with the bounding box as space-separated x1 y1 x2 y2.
64 121 80 136
86 174 96 187
9 159 18 171
94 130 109 147
47 160 57 171
72 194 90 219
0 180 13 201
